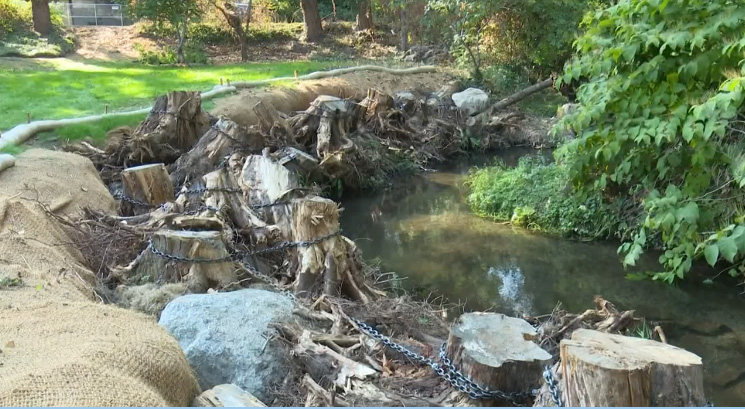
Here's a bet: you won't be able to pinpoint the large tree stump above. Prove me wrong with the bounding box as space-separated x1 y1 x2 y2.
172 118 263 187
121 163 175 215
560 329 705 407
359 88 394 120
445 313 551 401
124 91 209 164
253 100 295 149
291 197 375 303
122 229 237 292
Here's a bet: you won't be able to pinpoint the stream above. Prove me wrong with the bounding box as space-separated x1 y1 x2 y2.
341 149 745 406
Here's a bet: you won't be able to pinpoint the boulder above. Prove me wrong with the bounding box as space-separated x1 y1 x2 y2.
159 289 294 403
452 88 489 116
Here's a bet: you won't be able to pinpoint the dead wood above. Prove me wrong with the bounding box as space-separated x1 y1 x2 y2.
120 163 175 215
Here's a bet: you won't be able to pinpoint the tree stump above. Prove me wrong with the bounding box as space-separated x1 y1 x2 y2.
121 163 175 215
253 100 295 148
291 197 375 303
124 91 209 164
359 88 394 120
172 118 263 187
445 313 551 401
560 329 705 407
125 229 236 292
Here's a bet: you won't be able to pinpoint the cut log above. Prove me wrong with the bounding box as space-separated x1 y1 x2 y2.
560 329 705 407
291 197 376 303
123 91 209 164
193 384 267 407
445 312 551 401
252 100 295 148
172 118 263 187
124 229 237 292
120 163 175 215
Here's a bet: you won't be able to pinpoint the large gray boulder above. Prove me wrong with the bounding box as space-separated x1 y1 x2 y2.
159 289 293 403
452 87 489 116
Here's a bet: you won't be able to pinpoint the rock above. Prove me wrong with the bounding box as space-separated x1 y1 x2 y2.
193 384 267 407
452 88 489 116
394 91 417 111
159 289 294 402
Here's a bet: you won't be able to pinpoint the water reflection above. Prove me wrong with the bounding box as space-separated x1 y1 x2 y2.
341 151 745 406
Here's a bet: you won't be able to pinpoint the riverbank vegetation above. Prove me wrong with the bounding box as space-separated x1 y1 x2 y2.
469 0 745 284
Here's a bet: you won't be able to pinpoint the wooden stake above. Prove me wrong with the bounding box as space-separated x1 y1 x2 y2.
560 329 705 406
26 113 30 123
105 104 108 114
220 78 224 86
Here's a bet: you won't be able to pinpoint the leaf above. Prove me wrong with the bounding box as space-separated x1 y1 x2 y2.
718 237 738 263
675 202 699 224
704 244 719 266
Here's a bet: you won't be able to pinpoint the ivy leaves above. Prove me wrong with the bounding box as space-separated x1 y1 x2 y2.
556 0 745 282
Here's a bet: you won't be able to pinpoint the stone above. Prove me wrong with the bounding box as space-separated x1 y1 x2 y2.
451 87 489 116
159 289 293 402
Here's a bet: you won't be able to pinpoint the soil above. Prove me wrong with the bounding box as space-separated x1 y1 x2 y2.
71 22 401 63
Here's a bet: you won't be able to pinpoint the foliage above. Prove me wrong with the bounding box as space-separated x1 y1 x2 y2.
137 20 299 46
424 0 607 78
467 156 629 239
0 0 74 57
555 0 745 283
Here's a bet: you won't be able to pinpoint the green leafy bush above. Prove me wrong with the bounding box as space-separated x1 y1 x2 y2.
556 0 745 282
467 156 628 239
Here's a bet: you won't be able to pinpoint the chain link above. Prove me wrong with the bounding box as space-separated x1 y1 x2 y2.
543 366 563 407
351 317 537 405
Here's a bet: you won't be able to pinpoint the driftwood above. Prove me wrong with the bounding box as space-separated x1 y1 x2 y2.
120 163 174 215
193 384 267 407
445 312 551 402
560 329 705 406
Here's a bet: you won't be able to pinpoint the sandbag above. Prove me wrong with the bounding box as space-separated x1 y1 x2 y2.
0 149 200 406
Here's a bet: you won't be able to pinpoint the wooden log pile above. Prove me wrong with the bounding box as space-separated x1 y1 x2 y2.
60 89 710 407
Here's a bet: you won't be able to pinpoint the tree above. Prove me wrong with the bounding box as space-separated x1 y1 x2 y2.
300 0 323 42
30 0 51 36
355 0 373 31
127 0 203 64
556 0 745 282
210 0 252 62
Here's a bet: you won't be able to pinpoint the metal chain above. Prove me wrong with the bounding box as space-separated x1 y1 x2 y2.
543 366 563 407
351 317 536 405
114 192 152 208
236 257 296 303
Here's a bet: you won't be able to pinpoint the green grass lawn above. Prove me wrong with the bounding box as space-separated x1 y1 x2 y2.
0 58 338 151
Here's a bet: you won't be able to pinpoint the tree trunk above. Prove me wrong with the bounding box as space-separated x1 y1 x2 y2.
239 31 249 62
31 0 52 36
300 0 323 43
121 163 175 215
399 6 408 52
355 0 373 31
445 312 551 404
560 329 706 407
177 20 188 64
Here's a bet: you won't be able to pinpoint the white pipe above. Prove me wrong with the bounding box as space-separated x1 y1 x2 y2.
0 65 436 152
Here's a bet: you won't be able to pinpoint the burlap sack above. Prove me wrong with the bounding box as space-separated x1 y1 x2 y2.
0 149 199 406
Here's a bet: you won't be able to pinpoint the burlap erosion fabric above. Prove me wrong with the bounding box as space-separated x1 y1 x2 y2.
0 149 200 406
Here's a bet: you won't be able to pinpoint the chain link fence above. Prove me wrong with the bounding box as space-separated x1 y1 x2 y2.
51 2 129 27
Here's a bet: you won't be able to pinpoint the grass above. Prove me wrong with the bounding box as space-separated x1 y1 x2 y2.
0 58 339 148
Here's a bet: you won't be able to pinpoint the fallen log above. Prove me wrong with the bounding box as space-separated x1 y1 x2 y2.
120 163 175 215
560 329 706 406
445 312 551 402
470 78 553 126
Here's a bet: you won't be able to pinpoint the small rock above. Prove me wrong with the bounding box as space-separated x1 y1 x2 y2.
159 289 293 402
451 88 489 116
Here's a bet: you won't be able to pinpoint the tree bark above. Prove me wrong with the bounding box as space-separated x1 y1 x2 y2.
300 0 323 43
31 0 52 36
176 20 188 64
399 6 408 52
121 163 175 215
355 0 373 31
560 329 706 407
445 312 551 404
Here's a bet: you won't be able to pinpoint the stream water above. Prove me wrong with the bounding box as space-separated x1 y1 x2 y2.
341 149 745 406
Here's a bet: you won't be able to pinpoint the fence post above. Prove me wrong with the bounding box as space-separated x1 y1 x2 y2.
93 4 98 26
119 5 124 26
